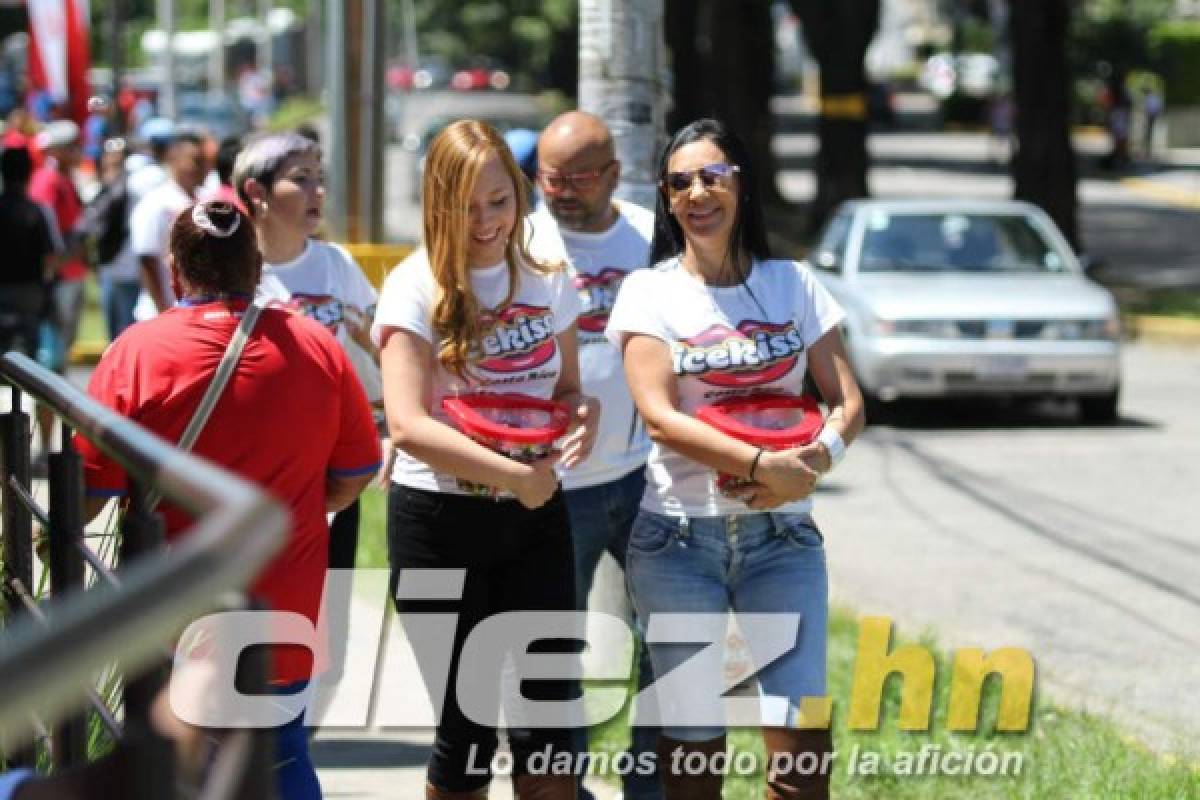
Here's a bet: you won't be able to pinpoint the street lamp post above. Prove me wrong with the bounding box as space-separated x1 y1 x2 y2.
209 0 225 97
258 0 273 99
156 0 176 119
325 0 386 242
109 0 123 133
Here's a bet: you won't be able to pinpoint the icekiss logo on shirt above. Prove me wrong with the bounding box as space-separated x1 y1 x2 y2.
283 294 342 332
573 268 630 333
672 321 804 387
477 304 557 373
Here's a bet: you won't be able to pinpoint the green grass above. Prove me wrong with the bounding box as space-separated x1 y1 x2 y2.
586 612 1198 799
77 275 106 347
267 96 324 132
356 487 1197 796
357 486 388 568
1131 291 1200 320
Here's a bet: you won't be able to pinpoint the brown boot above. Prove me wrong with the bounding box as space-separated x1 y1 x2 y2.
511 773 577 799
656 734 726 800
425 781 489 799
762 728 834 800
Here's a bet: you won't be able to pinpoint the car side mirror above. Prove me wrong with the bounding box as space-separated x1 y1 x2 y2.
1078 253 1106 280
813 251 840 272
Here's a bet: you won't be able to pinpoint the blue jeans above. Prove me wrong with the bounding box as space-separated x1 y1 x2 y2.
273 681 321 800
564 467 661 800
100 275 141 340
626 511 828 742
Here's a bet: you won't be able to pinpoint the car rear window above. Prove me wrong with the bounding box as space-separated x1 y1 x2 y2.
859 212 1066 274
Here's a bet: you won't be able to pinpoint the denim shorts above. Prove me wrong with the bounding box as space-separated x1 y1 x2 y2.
625 510 828 741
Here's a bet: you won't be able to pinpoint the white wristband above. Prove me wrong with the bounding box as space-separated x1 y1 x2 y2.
817 425 846 471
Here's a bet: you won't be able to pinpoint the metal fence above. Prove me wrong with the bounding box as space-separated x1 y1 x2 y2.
1 351 289 798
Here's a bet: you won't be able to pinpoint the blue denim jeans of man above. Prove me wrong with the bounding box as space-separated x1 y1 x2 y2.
564 467 662 800
626 510 828 742
99 274 141 340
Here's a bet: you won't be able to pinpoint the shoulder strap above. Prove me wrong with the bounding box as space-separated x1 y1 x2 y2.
145 301 265 512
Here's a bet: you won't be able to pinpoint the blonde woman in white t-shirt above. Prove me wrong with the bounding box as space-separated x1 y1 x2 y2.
370 119 600 800
605 118 865 800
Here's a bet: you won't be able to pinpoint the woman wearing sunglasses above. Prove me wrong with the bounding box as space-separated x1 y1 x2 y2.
605 118 864 799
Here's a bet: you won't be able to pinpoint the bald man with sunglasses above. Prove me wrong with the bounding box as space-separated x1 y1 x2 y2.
526 111 662 800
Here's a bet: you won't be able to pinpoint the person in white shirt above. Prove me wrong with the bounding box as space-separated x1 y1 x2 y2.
525 110 661 800
371 119 600 800
125 117 175 203
234 130 381 696
129 131 207 320
605 118 865 800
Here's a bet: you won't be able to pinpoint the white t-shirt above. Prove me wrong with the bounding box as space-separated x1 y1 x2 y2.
526 201 654 489
605 257 845 517
257 239 382 405
126 160 166 205
129 178 193 321
371 248 582 494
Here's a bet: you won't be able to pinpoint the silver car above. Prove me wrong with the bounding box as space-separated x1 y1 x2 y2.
808 199 1121 423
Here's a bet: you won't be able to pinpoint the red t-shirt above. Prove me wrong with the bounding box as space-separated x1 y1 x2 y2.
77 299 381 684
1 129 43 168
28 164 87 281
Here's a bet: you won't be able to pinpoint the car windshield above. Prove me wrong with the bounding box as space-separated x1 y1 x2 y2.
858 212 1067 274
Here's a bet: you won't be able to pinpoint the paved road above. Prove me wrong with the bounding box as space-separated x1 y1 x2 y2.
815 341 1200 751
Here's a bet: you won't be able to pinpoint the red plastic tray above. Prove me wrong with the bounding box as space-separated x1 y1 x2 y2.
697 394 824 496
696 393 823 449
442 392 570 446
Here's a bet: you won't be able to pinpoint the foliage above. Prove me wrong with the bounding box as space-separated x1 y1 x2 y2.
398 0 578 94
958 16 994 54
1080 0 1176 27
267 95 323 131
1149 21 1200 104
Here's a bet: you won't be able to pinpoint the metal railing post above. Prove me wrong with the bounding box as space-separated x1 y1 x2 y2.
121 720 176 800
1 384 36 767
47 420 88 768
1 351 290 795
119 482 169 725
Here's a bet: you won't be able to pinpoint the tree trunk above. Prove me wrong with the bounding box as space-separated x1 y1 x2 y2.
790 0 879 234
665 0 778 201
1010 0 1080 251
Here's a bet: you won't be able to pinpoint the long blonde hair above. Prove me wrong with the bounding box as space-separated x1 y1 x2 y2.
423 119 556 379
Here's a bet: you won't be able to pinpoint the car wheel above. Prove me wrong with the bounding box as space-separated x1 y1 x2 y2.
1078 387 1119 425
863 391 890 426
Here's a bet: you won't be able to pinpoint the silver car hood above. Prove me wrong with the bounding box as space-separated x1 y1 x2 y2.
850 273 1117 320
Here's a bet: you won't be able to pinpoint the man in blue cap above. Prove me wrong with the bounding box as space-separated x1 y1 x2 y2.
126 116 176 203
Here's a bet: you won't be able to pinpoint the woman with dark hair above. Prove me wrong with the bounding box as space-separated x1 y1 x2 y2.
605 119 865 800
75 201 381 800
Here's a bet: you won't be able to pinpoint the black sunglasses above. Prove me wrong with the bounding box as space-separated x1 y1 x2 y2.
662 162 741 194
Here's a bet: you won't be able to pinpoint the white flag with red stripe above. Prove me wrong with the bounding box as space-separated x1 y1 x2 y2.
26 0 91 124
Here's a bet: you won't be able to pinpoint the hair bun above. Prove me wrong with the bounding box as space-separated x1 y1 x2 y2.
192 202 242 238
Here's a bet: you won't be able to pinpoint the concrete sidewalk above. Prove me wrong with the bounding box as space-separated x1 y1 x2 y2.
313 577 627 799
